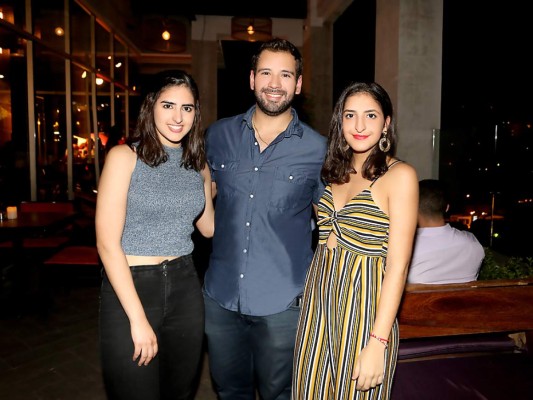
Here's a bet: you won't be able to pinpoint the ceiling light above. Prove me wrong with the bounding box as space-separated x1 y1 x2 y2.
232 17 272 42
141 16 187 53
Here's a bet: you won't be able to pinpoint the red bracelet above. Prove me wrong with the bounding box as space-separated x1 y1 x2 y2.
369 332 389 348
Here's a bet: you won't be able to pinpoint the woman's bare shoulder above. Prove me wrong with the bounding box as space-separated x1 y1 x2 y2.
100 144 136 178
108 143 134 156
385 159 418 189
388 159 417 176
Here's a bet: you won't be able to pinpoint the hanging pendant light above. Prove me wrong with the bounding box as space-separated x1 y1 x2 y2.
141 16 187 53
231 17 272 42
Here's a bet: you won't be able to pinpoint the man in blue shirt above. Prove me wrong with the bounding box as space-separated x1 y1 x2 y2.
204 38 327 400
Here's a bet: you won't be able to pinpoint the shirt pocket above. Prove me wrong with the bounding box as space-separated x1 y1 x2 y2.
210 158 239 200
269 168 311 210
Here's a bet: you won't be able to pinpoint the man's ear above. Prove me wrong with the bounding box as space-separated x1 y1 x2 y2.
250 70 255 90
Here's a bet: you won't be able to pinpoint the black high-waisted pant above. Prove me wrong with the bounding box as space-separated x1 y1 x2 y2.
99 255 204 400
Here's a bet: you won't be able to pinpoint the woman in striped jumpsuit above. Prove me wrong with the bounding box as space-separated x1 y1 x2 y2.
292 82 418 400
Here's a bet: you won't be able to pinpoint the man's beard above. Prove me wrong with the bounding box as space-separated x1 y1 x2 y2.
254 88 294 116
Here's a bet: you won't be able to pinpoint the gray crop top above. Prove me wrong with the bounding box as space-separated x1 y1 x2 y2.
121 146 205 256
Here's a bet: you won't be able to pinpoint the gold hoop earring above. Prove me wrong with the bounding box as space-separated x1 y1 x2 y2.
379 133 391 152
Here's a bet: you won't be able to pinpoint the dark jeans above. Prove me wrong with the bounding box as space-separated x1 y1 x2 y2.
99 255 204 400
204 293 300 400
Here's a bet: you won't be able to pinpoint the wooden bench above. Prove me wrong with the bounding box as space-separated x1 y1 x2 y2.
392 278 533 398
398 278 533 351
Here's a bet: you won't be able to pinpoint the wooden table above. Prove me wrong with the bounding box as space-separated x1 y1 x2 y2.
0 211 77 242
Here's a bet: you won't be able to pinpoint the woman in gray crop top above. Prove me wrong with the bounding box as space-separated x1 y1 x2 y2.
96 70 214 400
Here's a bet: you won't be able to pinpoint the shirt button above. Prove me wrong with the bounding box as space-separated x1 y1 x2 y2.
249 194 254 199
221 164 225 168
246 222 250 226
289 175 293 180
243 249 247 253
254 141 258 146
240 274 244 279
254 167 259 171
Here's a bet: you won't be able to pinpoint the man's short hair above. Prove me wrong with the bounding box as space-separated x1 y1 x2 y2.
419 179 448 217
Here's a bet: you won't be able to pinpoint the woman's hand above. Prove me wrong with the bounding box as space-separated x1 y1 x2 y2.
131 319 158 366
351 340 386 391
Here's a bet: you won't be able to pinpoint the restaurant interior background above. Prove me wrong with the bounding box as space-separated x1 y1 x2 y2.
0 0 532 259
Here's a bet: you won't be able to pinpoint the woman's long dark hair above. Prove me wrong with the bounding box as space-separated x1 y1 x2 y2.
322 81 397 184
126 70 204 170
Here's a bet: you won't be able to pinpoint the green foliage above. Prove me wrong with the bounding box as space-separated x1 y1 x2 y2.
478 248 533 280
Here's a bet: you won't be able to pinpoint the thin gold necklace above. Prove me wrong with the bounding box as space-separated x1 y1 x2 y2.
252 116 269 146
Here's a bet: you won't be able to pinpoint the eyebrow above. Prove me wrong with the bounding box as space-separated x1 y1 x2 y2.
257 68 296 77
344 108 379 113
160 100 195 108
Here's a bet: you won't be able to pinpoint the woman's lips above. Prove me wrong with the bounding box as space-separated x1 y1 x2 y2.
353 134 368 140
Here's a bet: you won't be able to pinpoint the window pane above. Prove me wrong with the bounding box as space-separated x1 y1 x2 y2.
70 0 91 67
71 63 94 194
95 21 111 78
0 24 29 204
34 42 67 200
32 0 66 53
113 36 126 85
0 0 25 30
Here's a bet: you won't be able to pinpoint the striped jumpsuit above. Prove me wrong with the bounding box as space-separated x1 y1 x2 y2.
292 174 399 400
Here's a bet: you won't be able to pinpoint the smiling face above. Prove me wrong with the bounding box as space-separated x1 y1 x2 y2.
342 92 390 157
153 85 196 147
250 50 302 116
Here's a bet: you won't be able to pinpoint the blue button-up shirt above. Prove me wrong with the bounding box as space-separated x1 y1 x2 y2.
204 106 327 316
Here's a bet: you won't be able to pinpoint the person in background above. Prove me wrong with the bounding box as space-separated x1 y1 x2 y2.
95 70 214 400
407 179 485 284
292 82 418 399
203 38 327 400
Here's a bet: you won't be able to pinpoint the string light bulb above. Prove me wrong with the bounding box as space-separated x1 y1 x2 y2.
162 30 170 41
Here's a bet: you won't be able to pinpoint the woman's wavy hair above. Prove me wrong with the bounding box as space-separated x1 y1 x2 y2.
126 70 204 170
322 81 397 184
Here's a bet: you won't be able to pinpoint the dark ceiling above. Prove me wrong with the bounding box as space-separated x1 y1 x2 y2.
132 0 308 20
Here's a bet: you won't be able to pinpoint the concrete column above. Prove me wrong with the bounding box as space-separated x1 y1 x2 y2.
302 22 333 135
375 0 443 179
191 39 219 128
307 0 353 135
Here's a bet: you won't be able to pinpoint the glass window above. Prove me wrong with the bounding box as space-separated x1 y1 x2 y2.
0 0 25 30
113 36 126 85
95 21 111 78
95 74 111 170
0 24 29 204
33 42 67 200
71 63 94 194
70 0 91 67
110 85 126 149
32 0 66 53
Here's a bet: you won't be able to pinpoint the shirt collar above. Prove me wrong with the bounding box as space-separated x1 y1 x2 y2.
417 223 452 236
243 105 304 138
